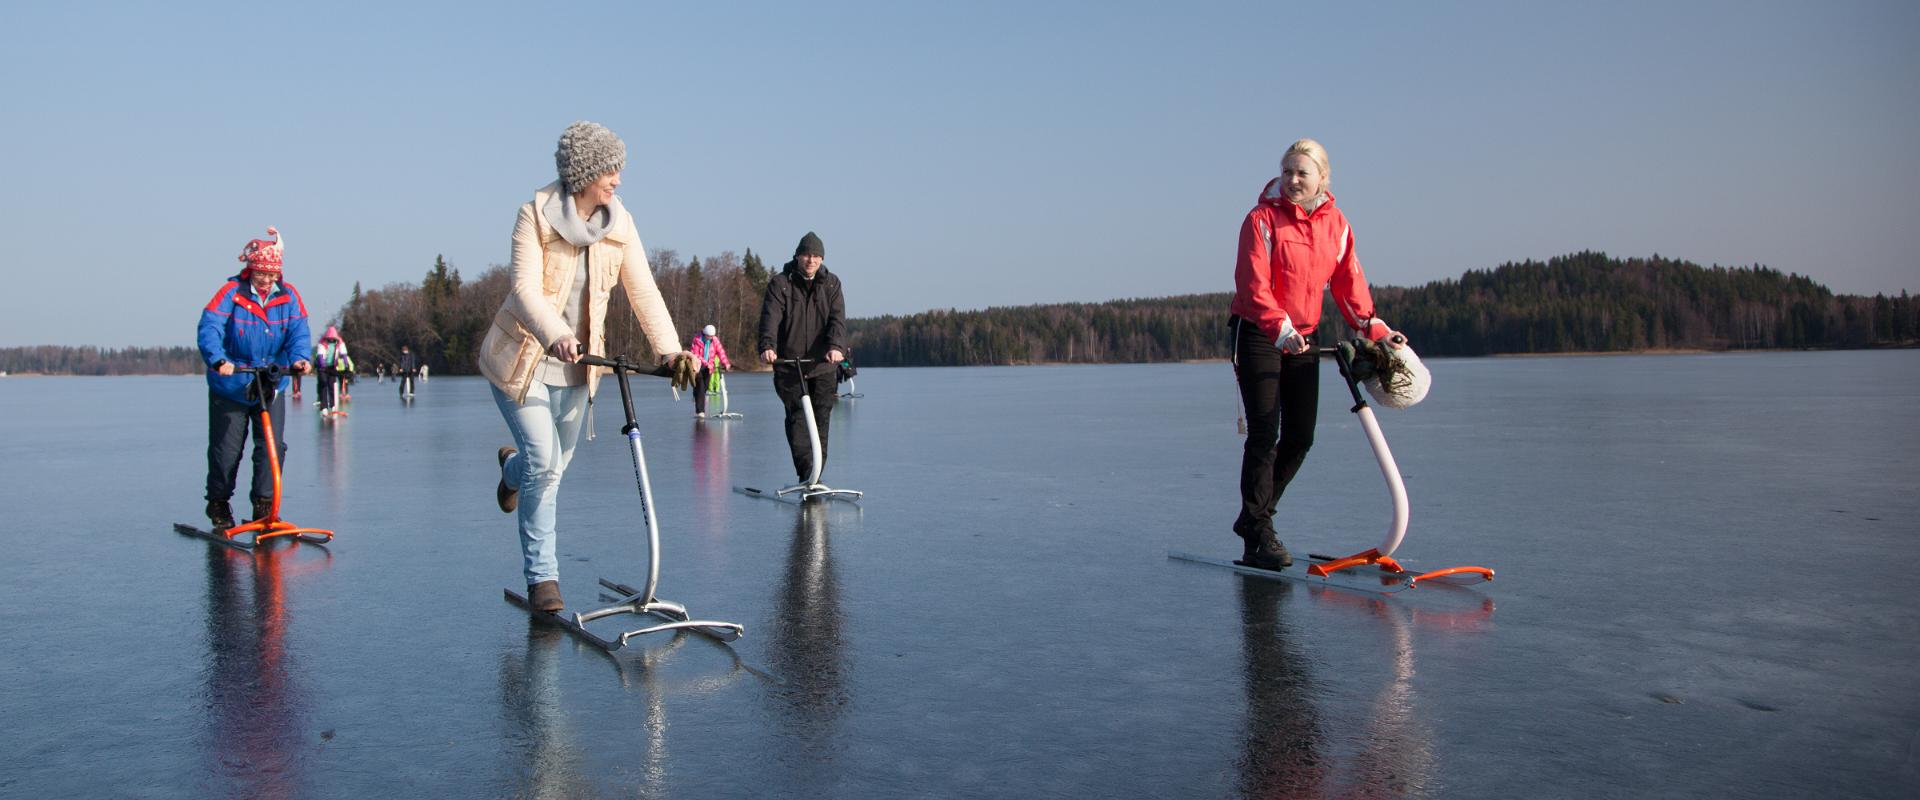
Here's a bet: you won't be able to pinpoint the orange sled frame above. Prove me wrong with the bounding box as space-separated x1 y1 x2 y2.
180 365 334 550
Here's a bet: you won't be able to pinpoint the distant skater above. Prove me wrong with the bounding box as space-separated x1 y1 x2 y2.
1229 138 1406 569
196 227 312 529
397 345 418 397
758 231 847 485
689 324 731 418
314 326 354 413
480 121 688 613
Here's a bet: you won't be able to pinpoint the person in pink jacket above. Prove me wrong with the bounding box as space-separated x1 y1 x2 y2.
688 324 731 418
1228 138 1406 570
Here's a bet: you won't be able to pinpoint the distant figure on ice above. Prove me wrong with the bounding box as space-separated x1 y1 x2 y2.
1228 138 1406 570
313 326 354 413
758 231 847 484
480 121 688 614
689 324 731 418
196 226 312 530
397 344 418 398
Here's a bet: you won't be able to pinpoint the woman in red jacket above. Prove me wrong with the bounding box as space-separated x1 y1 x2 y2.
1229 138 1405 570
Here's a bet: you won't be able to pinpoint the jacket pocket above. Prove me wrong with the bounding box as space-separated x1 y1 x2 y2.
542 247 571 294
598 244 622 287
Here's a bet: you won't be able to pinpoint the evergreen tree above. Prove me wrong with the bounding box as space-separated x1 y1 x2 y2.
743 248 769 297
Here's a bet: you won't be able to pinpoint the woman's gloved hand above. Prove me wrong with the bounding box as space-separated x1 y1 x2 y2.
668 352 697 392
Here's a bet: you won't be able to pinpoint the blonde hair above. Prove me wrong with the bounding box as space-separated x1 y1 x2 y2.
1282 138 1331 185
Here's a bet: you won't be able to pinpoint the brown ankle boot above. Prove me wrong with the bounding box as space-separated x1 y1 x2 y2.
527 580 562 613
497 446 519 513
250 497 274 522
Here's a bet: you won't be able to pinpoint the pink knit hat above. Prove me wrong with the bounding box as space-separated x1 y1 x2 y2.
238 227 284 275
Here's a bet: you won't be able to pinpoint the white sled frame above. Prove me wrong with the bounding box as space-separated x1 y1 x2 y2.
505 354 744 649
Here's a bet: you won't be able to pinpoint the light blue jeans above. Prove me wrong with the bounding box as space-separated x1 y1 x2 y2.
491 382 588 585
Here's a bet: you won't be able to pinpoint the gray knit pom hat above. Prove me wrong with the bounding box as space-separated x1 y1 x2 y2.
555 121 626 194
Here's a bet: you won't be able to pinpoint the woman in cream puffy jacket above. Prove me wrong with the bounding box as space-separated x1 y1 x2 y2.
481 120 687 613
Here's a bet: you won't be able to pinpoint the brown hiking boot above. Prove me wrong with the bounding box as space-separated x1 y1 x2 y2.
527 580 563 613
497 446 519 513
250 497 274 523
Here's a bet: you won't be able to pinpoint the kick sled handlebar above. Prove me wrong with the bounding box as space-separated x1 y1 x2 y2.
226 364 290 407
577 353 677 433
575 353 676 378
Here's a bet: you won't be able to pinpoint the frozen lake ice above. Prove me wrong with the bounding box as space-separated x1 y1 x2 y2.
1 350 1915 798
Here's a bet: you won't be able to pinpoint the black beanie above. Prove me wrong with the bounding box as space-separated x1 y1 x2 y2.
795 231 825 258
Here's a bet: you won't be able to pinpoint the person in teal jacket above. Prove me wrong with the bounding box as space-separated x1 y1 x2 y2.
196 227 312 530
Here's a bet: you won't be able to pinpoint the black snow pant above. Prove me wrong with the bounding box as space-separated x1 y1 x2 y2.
693 366 713 414
206 390 288 505
774 365 837 482
317 368 337 409
1231 315 1319 538
398 371 416 397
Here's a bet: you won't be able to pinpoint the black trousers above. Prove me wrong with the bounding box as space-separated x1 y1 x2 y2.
774 365 837 481
1232 316 1319 537
693 366 713 413
317 368 337 408
206 391 288 504
398 371 416 396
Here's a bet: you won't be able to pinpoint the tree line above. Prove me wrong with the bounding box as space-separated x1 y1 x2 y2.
6 250 1914 374
845 252 1917 364
1371 251 1917 356
0 345 202 375
328 250 775 377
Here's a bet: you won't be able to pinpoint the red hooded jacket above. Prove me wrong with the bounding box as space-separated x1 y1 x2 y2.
1229 180 1391 344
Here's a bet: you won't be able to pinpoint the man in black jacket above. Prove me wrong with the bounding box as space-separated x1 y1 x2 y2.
758 231 846 485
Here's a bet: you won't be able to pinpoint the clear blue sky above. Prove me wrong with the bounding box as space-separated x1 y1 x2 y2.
3 1 1914 347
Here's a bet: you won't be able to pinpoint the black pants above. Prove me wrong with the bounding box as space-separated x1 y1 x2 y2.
774 365 837 481
693 366 713 413
1232 315 1319 537
398 371 416 396
317 368 336 408
206 391 288 505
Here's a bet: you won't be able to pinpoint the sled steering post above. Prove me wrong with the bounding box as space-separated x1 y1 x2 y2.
774 358 862 502
1304 342 1494 588
710 370 743 419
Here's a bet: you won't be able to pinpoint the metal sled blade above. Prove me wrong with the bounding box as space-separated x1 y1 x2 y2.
173 522 254 551
1167 550 1415 595
505 582 744 650
734 485 804 504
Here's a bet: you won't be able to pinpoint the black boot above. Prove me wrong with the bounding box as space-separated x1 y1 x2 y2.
1237 527 1293 571
206 500 235 532
250 497 274 522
